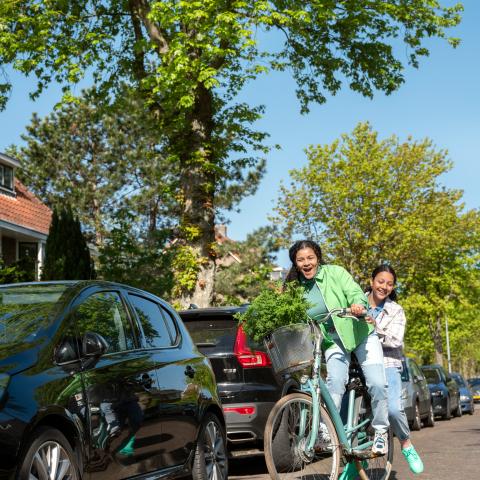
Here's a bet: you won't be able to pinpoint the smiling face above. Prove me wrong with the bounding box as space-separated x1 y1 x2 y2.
370 271 395 303
295 247 319 280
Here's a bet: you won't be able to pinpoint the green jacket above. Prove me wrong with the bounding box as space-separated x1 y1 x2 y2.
301 264 372 352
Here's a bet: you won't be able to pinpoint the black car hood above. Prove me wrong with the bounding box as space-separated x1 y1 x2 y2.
0 342 41 375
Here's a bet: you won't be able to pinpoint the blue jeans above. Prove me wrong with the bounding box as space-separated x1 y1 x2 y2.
325 332 389 433
385 366 410 442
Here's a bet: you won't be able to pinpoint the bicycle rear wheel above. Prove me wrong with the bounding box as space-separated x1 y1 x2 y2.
264 392 341 480
352 395 393 480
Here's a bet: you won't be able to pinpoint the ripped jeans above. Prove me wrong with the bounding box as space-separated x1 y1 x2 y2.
324 332 389 433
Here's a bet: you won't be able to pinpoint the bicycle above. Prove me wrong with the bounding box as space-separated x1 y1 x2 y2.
263 308 394 480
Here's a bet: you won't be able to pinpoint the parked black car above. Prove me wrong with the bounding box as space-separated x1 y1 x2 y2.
0 281 227 480
400 357 434 430
178 306 298 451
420 364 462 420
450 372 475 415
468 378 480 403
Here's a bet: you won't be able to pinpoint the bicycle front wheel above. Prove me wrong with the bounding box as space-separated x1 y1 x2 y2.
352 395 394 480
264 392 341 480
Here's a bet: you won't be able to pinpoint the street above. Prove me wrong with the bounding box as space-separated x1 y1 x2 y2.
227 408 480 479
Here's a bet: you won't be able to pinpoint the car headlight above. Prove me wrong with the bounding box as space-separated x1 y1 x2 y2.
0 373 9 403
431 390 444 397
460 395 470 402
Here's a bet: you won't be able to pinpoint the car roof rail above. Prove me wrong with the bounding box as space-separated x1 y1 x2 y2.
188 303 199 309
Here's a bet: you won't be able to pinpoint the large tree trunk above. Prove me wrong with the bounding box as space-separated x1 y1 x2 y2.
178 85 216 308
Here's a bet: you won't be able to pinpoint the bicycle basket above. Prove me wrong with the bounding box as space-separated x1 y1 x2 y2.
264 323 315 374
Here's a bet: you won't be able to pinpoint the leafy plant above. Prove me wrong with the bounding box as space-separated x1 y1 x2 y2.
235 283 311 343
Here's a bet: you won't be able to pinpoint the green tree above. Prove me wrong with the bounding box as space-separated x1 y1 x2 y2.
0 0 462 306
273 122 480 367
214 225 280 305
43 207 94 280
11 88 175 248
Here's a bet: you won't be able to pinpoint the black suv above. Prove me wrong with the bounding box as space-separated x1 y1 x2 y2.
421 364 462 420
178 306 298 450
0 282 227 480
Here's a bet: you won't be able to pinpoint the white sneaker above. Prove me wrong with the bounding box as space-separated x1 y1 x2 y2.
371 431 388 456
314 422 331 451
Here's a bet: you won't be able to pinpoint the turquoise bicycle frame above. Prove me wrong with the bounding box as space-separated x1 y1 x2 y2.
298 321 373 456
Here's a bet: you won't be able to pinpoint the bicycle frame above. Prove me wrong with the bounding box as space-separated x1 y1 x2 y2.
297 312 374 458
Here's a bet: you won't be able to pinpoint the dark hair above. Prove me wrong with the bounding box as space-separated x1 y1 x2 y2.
285 240 323 283
371 264 397 301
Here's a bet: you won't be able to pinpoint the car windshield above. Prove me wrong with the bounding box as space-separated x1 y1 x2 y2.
452 375 466 387
0 284 69 345
422 369 441 384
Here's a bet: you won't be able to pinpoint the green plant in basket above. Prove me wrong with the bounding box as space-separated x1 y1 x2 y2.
235 282 311 343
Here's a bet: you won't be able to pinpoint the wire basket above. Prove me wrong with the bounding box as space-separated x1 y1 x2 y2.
264 323 316 375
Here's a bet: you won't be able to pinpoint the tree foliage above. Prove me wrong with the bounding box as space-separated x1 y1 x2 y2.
273 122 480 370
43 207 94 280
214 225 280 305
0 0 462 306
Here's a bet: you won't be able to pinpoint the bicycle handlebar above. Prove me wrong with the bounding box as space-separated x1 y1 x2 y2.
312 307 368 324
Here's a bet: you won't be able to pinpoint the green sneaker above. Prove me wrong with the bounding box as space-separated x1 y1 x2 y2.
402 445 424 474
339 462 358 480
118 436 135 456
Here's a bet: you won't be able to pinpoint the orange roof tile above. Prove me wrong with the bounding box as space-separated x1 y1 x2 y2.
0 179 52 235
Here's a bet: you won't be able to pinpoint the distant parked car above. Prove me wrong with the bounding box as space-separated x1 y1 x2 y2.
178 306 298 451
401 358 435 430
0 281 227 480
467 378 480 403
450 372 475 415
421 364 462 420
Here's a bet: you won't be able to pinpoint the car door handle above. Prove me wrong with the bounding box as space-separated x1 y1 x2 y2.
185 365 195 378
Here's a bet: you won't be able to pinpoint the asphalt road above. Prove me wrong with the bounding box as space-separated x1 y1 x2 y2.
227 407 480 479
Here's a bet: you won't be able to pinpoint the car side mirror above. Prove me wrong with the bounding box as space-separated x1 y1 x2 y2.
82 332 109 357
54 337 80 365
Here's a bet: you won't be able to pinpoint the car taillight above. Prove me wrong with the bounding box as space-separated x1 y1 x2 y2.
234 326 271 368
223 405 256 415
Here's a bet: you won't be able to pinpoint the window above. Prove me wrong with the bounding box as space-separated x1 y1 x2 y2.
75 291 134 354
0 164 13 190
128 294 174 348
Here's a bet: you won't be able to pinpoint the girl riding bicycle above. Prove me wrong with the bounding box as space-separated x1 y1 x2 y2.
367 264 424 474
285 240 390 462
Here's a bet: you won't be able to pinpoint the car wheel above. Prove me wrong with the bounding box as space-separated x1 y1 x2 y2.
442 397 451 420
17 426 79 480
411 401 422 431
192 413 228 480
453 398 462 417
424 402 435 427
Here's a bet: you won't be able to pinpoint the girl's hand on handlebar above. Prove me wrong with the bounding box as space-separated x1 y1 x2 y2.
349 304 367 317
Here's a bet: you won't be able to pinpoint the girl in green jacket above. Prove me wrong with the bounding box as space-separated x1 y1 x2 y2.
286 240 390 458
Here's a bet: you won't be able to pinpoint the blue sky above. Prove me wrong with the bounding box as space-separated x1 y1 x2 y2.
1 2 478 268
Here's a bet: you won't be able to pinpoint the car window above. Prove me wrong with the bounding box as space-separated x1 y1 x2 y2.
184 317 237 352
410 361 424 380
400 360 409 382
422 368 441 384
75 291 134 354
452 375 466 387
128 294 174 348
182 315 264 353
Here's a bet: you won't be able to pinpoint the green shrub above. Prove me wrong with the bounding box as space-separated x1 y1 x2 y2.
235 282 311 342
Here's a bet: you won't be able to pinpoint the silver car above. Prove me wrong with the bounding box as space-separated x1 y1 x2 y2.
401 358 435 430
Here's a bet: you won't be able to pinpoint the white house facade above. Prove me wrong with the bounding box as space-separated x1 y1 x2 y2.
0 152 52 279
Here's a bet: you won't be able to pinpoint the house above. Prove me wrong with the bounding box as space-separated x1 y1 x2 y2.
0 152 52 279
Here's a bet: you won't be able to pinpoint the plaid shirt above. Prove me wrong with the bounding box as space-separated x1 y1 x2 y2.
372 298 406 369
